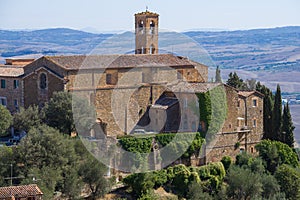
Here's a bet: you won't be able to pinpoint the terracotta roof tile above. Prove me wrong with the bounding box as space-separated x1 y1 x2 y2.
238 90 264 98
0 184 43 198
45 54 196 70
0 66 24 77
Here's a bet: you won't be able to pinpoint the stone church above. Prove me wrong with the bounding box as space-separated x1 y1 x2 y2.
0 10 263 163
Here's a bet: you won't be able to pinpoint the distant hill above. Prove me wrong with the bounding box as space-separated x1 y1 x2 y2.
0 28 112 58
1 26 299 73
184 26 300 72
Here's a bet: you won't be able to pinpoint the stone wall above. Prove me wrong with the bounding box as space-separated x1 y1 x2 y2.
204 87 264 163
0 77 23 113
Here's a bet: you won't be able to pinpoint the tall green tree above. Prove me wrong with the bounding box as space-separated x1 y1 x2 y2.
226 166 262 200
256 82 274 140
13 106 41 133
16 125 79 198
79 156 111 200
273 84 282 141
275 164 300 200
0 105 12 137
255 140 299 174
282 103 295 147
226 72 244 89
43 91 95 135
215 66 222 83
43 92 74 134
187 181 213 200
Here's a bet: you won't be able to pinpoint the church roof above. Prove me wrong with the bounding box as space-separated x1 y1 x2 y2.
44 54 197 70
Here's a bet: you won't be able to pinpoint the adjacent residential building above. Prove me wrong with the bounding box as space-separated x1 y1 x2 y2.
0 59 34 113
0 184 43 200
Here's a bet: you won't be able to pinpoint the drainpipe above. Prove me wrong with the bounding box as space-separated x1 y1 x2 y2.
244 98 248 152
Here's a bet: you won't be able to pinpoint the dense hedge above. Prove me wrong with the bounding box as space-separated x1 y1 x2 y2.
119 137 153 153
123 162 226 198
118 132 204 158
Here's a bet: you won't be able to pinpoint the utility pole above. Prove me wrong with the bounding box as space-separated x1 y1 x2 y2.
10 164 12 186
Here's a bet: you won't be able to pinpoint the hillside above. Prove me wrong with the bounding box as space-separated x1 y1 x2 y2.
1 27 299 72
0 28 112 58
185 26 300 72
1 26 300 92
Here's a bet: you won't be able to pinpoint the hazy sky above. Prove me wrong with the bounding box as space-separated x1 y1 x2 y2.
0 0 299 32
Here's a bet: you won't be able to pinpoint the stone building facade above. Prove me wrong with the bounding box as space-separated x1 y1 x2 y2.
0 59 33 113
204 86 264 163
0 10 264 164
14 54 207 136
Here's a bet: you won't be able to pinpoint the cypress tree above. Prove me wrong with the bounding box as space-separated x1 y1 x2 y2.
272 84 282 141
256 82 274 140
215 66 222 83
282 103 295 147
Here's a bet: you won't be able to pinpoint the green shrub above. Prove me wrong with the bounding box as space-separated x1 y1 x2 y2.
256 140 299 173
275 164 300 200
221 156 232 171
151 169 169 188
119 137 153 153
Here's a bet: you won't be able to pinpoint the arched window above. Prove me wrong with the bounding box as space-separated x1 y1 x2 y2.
150 44 155 54
150 20 155 34
138 21 144 34
39 73 47 89
141 46 145 54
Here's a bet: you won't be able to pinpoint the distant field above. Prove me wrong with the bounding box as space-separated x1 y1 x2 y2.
290 105 300 147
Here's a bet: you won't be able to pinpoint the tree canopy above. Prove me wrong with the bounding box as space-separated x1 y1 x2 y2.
226 72 244 89
273 84 283 141
215 66 222 83
282 103 295 147
43 91 95 135
0 105 12 136
13 105 41 133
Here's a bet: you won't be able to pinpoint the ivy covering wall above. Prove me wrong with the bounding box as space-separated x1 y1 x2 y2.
196 85 228 138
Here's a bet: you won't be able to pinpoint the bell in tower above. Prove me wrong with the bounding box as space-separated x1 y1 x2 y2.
135 10 159 54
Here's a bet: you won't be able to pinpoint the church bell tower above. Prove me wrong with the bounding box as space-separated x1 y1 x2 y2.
135 10 159 54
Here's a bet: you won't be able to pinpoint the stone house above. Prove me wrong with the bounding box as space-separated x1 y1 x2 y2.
204 86 264 163
0 184 43 200
0 59 33 113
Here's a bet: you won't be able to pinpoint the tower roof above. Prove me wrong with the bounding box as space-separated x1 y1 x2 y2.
135 10 159 17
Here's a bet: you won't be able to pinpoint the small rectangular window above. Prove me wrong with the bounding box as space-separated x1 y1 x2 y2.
0 97 7 106
183 98 188 108
237 100 240 107
1 79 6 88
106 74 112 85
253 119 257 127
253 99 257 107
106 72 118 85
14 99 18 107
177 69 183 80
14 80 19 89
